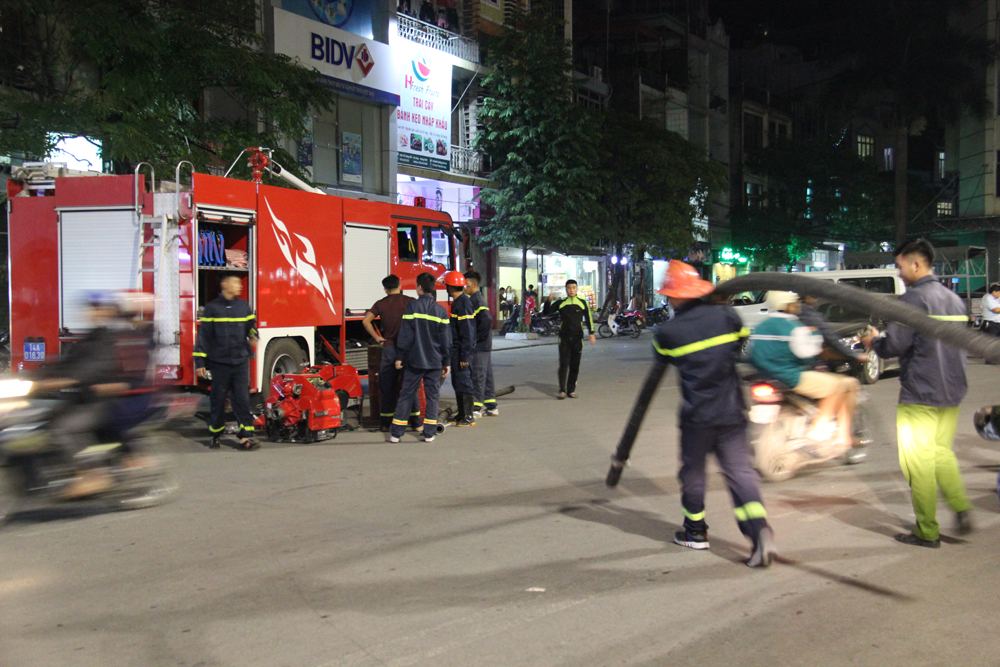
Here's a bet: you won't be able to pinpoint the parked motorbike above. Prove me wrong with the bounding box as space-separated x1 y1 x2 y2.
645 304 671 326
0 332 9 373
0 381 184 525
746 359 881 482
598 305 642 339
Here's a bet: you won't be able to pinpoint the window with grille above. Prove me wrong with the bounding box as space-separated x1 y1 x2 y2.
857 135 874 158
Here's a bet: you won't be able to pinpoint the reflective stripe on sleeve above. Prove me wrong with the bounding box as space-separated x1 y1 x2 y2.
654 331 745 358
192 352 207 357
929 315 968 322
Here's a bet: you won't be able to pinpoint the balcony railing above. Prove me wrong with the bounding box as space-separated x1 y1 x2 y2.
397 14 480 64
450 146 485 176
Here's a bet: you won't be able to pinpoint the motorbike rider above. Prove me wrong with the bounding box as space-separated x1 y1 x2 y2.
654 260 775 567
441 271 477 426
36 292 150 498
750 291 860 451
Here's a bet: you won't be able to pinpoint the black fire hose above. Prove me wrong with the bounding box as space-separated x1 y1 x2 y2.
606 361 668 486
606 273 1000 487
715 274 1000 365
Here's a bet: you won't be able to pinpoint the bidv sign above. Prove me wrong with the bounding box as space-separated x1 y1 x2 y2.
311 34 375 76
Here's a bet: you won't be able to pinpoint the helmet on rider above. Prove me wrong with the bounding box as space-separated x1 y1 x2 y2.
437 271 467 288
116 290 155 319
765 290 800 313
657 260 714 298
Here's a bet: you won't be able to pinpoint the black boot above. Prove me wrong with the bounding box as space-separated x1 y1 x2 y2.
451 393 465 423
457 394 476 427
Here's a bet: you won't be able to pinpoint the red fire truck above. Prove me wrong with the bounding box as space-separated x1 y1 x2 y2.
6 149 460 403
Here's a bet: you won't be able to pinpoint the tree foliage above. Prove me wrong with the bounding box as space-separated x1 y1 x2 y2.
597 111 725 258
0 0 334 176
474 8 600 255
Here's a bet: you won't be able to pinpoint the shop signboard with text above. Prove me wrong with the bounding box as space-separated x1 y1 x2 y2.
395 43 453 172
274 8 399 106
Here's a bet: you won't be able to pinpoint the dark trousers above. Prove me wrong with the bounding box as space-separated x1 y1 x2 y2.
678 423 767 539
391 366 440 439
379 345 419 426
208 360 254 437
471 349 496 409
984 321 1000 336
451 352 474 395
558 334 584 393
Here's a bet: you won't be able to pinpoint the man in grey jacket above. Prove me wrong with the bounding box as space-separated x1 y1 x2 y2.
862 239 972 548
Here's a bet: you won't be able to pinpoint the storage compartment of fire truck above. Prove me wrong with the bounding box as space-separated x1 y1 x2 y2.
194 205 255 311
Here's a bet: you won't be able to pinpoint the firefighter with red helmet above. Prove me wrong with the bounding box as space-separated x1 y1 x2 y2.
440 271 477 427
654 260 775 567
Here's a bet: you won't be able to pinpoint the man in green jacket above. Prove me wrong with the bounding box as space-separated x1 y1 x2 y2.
749 291 859 449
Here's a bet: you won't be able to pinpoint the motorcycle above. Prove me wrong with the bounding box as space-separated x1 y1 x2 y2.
597 304 642 339
645 303 671 326
746 359 881 482
0 381 185 525
0 332 10 373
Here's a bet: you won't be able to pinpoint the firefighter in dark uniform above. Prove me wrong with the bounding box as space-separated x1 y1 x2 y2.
464 271 498 417
388 272 452 443
194 273 260 451
552 279 596 399
654 260 775 567
441 271 477 426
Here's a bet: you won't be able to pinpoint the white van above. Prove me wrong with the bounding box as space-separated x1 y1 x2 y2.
731 268 904 331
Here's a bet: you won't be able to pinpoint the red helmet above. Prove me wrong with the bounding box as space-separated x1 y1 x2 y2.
437 270 467 288
658 260 714 298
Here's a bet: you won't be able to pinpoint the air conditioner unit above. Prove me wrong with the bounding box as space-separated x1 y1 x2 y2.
590 66 603 82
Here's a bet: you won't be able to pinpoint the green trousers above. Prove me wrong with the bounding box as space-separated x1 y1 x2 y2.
896 404 971 541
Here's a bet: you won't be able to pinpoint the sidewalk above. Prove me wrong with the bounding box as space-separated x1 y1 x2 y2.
490 332 559 351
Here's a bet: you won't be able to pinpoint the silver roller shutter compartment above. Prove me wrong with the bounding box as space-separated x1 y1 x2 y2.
343 224 390 313
60 209 140 330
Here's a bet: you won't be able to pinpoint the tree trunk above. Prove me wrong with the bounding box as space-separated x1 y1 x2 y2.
894 124 909 247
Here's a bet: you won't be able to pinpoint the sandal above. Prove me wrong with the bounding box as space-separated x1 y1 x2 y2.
568 393 578 398
557 392 566 399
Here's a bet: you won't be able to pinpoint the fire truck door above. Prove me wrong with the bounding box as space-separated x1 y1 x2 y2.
58 208 140 331
343 224 390 314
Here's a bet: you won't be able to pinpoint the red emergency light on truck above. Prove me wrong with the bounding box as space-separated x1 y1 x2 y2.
7 149 461 408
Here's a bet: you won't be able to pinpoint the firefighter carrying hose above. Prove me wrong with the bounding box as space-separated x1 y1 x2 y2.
654 260 776 567
440 271 477 427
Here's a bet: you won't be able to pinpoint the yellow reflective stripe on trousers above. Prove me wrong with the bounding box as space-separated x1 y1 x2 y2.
683 507 706 522
733 501 767 521
192 352 207 357
654 329 750 358
403 313 449 324
929 315 968 322
424 419 438 425
209 425 225 433
200 315 256 322
392 419 408 426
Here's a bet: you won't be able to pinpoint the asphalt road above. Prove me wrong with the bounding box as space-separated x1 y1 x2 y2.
2 336 1000 667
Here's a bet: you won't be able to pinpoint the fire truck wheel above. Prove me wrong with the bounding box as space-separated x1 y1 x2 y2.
264 339 308 381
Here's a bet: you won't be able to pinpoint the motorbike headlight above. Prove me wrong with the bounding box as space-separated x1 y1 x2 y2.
0 380 33 399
